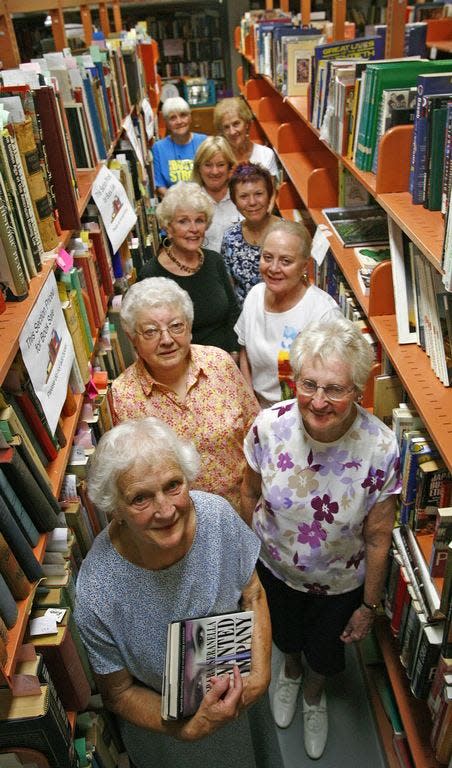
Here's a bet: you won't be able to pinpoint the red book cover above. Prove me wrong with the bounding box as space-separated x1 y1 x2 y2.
31 624 91 711
390 566 410 637
74 256 102 328
87 225 114 296
15 392 58 461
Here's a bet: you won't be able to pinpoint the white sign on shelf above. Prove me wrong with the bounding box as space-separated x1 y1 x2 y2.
92 165 137 254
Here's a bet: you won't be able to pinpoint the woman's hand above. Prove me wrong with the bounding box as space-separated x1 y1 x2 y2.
340 607 374 644
180 666 243 741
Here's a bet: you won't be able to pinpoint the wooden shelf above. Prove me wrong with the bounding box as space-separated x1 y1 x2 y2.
4 535 48 680
374 621 442 768
377 193 444 271
369 315 452 473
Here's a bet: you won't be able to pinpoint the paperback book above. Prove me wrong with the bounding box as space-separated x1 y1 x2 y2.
162 610 254 721
322 205 389 247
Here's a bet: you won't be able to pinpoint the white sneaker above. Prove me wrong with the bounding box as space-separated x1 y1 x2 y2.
271 663 302 728
303 693 328 759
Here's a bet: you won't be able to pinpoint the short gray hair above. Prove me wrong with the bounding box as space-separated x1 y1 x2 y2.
87 417 201 516
120 277 194 337
290 316 374 393
156 181 214 228
264 220 311 262
161 97 190 120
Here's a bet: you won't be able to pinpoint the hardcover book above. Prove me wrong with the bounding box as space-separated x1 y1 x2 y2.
322 205 389 247
162 610 254 721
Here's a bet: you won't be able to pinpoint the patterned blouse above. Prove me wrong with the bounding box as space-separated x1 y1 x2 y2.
244 400 401 595
112 345 260 510
221 222 262 308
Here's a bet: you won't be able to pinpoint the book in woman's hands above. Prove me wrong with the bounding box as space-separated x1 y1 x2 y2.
161 610 254 721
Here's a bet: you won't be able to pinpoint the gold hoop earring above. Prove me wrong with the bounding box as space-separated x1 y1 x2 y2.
162 235 171 250
302 272 309 285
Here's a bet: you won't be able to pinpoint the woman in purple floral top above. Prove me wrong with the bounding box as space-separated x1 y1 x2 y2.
241 316 401 760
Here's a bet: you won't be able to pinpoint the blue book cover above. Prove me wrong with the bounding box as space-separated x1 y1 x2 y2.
92 61 114 143
369 23 427 57
400 436 439 523
81 73 107 161
410 72 452 203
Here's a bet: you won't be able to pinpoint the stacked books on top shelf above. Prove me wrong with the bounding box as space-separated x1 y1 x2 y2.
388 220 452 385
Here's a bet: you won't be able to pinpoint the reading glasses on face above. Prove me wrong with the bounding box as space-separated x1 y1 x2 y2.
136 321 187 342
297 379 356 402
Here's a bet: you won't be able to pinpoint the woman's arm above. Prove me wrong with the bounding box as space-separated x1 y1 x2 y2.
340 495 396 643
239 346 253 391
239 569 272 708
95 664 244 742
240 464 262 526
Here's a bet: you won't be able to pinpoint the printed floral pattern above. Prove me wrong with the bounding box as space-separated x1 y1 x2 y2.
244 400 401 594
112 345 259 510
221 222 262 307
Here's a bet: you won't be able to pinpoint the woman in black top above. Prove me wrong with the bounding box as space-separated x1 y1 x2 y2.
139 181 239 355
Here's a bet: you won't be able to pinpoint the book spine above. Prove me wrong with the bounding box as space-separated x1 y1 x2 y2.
0 530 33 599
0 493 43 582
1 447 59 531
0 468 40 547
0 171 28 298
0 570 18 628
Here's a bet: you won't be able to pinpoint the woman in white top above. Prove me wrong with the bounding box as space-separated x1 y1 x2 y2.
235 220 341 407
191 136 242 254
213 97 278 179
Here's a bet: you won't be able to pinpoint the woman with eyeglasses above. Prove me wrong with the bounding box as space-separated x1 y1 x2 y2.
241 315 401 761
221 163 279 308
139 181 240 354
111 277 259 511
235 219 340 407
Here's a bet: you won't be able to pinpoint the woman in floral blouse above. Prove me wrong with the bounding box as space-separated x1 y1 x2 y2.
241 315 401 761
112 277 259 511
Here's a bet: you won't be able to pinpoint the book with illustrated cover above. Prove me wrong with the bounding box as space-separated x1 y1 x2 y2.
162 610 254 721
322 205 389 247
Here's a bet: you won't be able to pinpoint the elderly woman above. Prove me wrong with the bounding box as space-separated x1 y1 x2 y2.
75 417 284 768
112 277 259 510
241 316 401 760
153 97 207 198
214 97 278 177
235 219 340 406
191 136 242 254
221 163 279 307
139 181 239 353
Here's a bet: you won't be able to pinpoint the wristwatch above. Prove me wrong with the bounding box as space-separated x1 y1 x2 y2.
360 600 379 612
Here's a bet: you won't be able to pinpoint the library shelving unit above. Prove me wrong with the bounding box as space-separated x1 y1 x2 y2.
235 9 451 768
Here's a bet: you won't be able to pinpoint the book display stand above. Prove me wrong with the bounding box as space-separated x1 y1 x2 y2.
236 3 452 766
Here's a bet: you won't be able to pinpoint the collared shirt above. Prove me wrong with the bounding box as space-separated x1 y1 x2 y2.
112 345 260 510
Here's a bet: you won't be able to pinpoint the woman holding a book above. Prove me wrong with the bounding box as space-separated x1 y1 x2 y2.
152 97 207 199
191 136 242 254
139 181 240 354
221 163 280 307
235 219 340 406
241 316 401 760
213 97 278 178
75 417 284 768
111 277 259 511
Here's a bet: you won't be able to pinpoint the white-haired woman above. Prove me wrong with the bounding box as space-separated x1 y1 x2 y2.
139 181 239 353
235 219 340 406
191 135 242 253
112 277 259 510
241 316 401 760
75 417 284 768
153 97 207 198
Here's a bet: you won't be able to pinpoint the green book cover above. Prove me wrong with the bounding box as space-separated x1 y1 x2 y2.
427 106 448 211
60 268 94 353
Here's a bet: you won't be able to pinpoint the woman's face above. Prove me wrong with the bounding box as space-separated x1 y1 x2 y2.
116 458 193 554
296 356 357 442
234 179 270 224
260 231 307 296
220 110 249 150
167 208 208 253
199 152 231 194
166 110 191 141
133 304 191 375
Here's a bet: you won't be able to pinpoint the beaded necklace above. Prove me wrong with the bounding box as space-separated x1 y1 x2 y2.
166 247 204 274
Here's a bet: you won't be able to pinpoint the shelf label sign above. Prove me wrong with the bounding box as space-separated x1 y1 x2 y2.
92 165 137 254
19 270 74 435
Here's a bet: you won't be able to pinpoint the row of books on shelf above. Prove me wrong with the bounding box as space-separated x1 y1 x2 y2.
148 9 221 43
160 60 225 82
0 34 158 304
160 37 223 63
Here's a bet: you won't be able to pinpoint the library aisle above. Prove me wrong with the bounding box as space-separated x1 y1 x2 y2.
270 645 387 768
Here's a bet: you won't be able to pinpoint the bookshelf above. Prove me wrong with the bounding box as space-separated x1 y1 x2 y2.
236 14 452 767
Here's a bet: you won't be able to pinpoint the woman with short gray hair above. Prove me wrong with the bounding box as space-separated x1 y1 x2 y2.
139 182 240 353
75 417 284 768
153 96 207 198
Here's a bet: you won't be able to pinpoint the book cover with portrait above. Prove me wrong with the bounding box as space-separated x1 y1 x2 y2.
162 610 254 720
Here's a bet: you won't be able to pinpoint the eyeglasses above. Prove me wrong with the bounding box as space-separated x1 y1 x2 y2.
297 379 356 402
135 321 187 342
